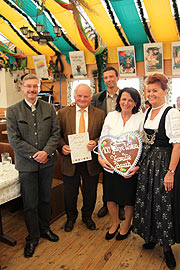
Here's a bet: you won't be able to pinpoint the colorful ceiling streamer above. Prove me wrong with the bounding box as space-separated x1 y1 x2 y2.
54 0 105 55
0 0 180 63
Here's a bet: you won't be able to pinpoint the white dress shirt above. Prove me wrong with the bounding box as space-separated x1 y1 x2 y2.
100 111 144 138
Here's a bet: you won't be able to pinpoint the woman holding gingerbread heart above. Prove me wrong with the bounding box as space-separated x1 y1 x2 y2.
133 73 180 269
98 87 144 241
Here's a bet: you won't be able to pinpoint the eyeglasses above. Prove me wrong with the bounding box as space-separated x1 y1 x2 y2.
23 84 39 89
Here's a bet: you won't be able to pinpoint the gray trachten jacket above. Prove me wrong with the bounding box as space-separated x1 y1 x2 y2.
6 99 60 172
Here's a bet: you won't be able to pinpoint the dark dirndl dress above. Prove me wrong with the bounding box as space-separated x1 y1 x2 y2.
133 107 180 245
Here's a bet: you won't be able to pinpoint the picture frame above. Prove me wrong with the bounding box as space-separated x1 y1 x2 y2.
69 51 87 79
172 41 180 75
144 42 163 75
33 55 49 80
117 46 136 77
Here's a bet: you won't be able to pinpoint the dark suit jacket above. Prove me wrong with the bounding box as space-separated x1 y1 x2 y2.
91 91 107 114
6 99 60 172
57 105 105 176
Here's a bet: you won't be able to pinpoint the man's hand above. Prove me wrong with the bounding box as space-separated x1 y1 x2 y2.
67 102 75 107
33 151 49 164
87 140 96 151
62 145 71 155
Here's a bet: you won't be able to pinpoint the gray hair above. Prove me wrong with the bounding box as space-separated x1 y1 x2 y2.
22 74 40 85
74 83 92 97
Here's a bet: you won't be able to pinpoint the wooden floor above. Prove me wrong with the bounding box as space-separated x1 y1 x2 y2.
1 183 180 270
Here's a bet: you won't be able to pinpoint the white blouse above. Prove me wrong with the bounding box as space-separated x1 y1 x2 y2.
144 104 180 143
100 111 144 138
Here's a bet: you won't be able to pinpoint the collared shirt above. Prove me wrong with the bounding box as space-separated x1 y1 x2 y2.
106 89 120 114
25 99 37 111
76 105 88 134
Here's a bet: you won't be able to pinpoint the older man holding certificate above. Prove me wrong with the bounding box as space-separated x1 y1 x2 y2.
58 84 105 232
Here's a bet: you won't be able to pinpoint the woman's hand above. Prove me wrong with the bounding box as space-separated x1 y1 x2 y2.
98 155 113 171
164 171 174 191
124 166 140 179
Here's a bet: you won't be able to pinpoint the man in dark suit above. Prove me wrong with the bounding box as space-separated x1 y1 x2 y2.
91 66 125 220
6 74 60 258
58 84 105 232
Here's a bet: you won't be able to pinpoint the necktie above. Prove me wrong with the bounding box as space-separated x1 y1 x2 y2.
79 109 85 133
31 104 36 112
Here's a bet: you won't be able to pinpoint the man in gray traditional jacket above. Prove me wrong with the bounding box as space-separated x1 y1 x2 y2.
6 74 60 258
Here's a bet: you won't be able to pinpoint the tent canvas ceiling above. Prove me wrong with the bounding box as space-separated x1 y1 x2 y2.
0 0 179 69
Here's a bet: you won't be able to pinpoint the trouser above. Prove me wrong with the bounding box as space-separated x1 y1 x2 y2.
19 166 54 244
63 162 99 221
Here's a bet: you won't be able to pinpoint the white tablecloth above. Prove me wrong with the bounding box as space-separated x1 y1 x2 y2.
0 163 20 205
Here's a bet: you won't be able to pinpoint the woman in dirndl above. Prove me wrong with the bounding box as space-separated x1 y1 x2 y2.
133 73 180 269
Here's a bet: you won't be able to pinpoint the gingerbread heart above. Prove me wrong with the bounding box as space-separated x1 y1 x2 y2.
98 132 142 176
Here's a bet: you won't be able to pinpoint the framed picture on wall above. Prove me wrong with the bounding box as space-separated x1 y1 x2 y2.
33 55 49 80
69 51 87 79
144 42 163 75
172 41 180 75
117 46 136 77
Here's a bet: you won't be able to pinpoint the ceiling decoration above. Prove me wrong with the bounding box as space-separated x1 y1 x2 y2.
136 0 154 43
0 13 41 55
54 0 105 55
170 0 180 35
0 0 180 69
0 41 25 58
103 0 129 46
143 0 178 58
10 0 78 58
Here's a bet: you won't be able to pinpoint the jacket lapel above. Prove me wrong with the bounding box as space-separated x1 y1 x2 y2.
68 106 76 134
88 105 95 134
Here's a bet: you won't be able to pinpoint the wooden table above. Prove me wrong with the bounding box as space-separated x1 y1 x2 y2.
0 163 20 246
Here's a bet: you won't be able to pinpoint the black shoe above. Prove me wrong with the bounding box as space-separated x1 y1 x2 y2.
164 249 176 269
64 220 75 232
105 224 120 240
143 242 157 249
82 218 96 230
97 205 108 218
40 229 59 242
116 226 132 240
24 242 38 258
119 206 125 221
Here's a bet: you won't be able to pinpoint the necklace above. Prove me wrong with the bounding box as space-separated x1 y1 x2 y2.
151 103 165 111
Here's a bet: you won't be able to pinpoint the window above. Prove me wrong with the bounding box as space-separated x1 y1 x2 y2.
117 78 140 91
67 79 95 104
171 78 180 105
